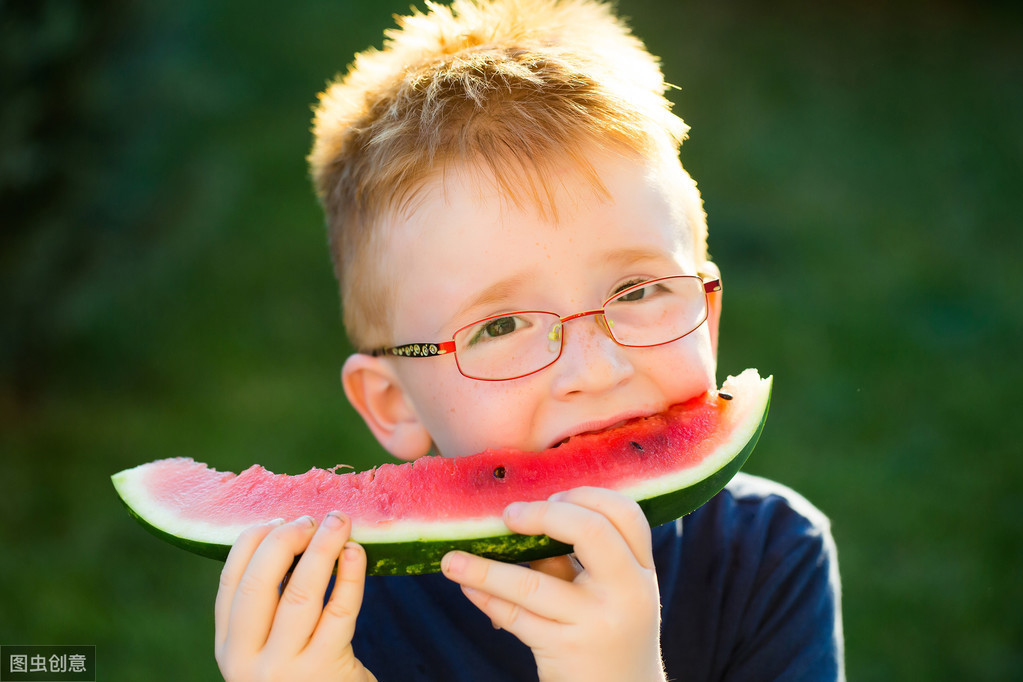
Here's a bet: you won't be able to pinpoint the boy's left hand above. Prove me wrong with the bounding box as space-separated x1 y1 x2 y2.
441 487 666 682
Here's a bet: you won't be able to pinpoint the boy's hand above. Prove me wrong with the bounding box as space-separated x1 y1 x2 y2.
441 487 666 682
214 513 377 682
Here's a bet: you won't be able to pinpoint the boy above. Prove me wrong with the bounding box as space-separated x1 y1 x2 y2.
213 0 843 680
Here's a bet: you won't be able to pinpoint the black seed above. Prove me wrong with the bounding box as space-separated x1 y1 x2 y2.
493 466 506 479
630 441 644 451
718 391 733 401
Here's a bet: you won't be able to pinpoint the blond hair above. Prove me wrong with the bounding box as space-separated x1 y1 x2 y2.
309 0 706 349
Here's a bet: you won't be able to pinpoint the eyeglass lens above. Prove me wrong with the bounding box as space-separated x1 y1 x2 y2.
453 275 708 380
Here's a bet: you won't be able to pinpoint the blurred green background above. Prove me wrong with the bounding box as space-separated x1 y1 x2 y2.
2 0 1020 679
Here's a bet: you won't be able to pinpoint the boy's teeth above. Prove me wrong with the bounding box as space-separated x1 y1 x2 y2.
552 420 629 449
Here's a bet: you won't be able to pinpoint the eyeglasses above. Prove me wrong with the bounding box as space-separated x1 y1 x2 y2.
370 274 721 381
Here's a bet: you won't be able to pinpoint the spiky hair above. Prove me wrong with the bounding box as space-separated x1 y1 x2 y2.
309 0 704 348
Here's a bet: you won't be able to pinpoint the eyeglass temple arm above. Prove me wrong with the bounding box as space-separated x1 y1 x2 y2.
370 340 456 358
703 277 722 293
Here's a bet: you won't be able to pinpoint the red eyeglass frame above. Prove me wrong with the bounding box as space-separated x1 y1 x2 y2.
368 275 721 381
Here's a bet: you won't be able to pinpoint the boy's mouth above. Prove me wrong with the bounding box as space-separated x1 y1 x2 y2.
547 411 655 450
551 421 627 448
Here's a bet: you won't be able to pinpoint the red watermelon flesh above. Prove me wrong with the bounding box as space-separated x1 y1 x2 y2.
113 368 771 574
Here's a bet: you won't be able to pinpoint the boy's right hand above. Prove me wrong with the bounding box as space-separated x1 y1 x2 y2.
214 513 377 682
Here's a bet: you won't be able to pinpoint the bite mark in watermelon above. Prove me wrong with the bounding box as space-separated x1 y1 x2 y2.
112 369 771 575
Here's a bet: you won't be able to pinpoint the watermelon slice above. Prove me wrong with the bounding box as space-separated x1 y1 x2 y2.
113 369 770 575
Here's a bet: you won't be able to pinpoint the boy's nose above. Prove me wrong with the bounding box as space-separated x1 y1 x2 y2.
549 314 633 398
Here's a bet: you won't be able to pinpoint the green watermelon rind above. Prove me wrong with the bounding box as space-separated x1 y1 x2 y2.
357 392 767 575
112 373 770 576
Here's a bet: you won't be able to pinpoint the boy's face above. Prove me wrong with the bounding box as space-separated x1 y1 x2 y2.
344 147 721 460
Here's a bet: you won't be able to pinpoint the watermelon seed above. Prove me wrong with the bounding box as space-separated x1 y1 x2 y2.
493 466 506 479
630 441 644 451
718 391 733 401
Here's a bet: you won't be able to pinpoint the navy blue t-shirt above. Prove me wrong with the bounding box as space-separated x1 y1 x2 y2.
349 473 844 681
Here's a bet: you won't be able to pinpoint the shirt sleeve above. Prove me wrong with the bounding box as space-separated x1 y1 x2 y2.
657 473 845 681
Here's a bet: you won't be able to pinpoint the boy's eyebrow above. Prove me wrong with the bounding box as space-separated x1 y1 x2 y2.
452 273 533 322
451 247 681 323
603 247 676 270
450 247 678 323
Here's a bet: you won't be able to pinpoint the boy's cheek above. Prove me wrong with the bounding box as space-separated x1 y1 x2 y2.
398 366 541 457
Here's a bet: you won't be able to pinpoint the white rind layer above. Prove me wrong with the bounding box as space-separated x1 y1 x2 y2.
113 370 770 546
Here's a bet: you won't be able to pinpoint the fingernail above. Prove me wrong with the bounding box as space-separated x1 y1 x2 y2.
442 552 467 575
324 511 344 529
267 517 285 526
549 491 567 502
505 502 525 520
342 542 361 561
298 515 316 527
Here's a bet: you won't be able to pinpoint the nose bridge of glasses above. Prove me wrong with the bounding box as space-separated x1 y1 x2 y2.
550 308 614 344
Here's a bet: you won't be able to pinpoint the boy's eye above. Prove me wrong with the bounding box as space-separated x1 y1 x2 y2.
465 314 531 346
612 279 653 303
483 316 517 338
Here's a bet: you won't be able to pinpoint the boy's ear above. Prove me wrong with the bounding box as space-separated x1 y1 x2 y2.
702 260 723 357
341 354 434 462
